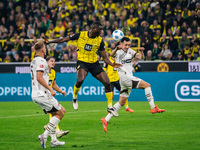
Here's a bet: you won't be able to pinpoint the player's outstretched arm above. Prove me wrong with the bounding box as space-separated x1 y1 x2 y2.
52 81 67 96
37 71 56 96
110 45 122 57
135 47 145 60
100 51 122 68
42 35 70 44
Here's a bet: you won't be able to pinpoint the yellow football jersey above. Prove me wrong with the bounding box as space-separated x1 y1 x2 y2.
69 31 105 63
103 57 119 82
49 69 56 88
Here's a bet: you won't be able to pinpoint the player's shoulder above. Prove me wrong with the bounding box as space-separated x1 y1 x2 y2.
34 56 46 61
116 49 124 54
128 48 136 54
80 31 88 36
51 69 56 74
128 48 134 52
34 57 47 65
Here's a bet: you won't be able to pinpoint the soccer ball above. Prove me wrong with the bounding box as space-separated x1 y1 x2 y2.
112 29 124 41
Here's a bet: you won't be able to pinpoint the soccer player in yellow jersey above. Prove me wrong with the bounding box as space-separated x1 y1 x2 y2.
42 22 122 116
44 57 69 138
103 55 134 113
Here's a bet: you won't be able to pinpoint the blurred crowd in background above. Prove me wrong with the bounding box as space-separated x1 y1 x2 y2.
0 0 200 63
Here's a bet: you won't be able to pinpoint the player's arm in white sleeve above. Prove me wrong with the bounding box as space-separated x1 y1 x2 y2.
37 71 56 96
110 45 122 57
36 61 56 96
99 40 122 68
134 47 145 60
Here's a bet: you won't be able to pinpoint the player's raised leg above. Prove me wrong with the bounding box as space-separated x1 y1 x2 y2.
72 85 80 110
101 95 128 132
137 80 165 114
107 91 113 108
96 71 119 117
113 80 134 113
72 68 88 110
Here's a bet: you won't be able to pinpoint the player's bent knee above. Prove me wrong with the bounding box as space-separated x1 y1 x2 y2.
146 83 151 88
60 105 66 113
119 96 127 106
77 79 84 84
57 109 64 118
104 81 111 88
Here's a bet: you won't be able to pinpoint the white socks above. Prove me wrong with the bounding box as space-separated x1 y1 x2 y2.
145 87 155 109
105 102 122 122
113 102 122 112
43 116 60 141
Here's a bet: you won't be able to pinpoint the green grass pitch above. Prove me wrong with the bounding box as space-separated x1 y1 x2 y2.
0 101 200 150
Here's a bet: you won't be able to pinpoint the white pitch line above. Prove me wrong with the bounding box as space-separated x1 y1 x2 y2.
0 110 104 119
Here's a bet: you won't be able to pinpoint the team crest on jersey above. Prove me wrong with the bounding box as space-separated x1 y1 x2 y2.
40 64 44 68
129 52 131 54
84 44 93 51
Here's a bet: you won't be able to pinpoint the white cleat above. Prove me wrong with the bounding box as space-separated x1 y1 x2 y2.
50 140 65 147
38 134 47 149
107 107 119 117
56 130 69 138
72 98 78 110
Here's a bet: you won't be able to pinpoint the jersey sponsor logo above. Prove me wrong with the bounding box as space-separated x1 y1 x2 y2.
84 44 93 51
175 80 200 101
157 63 169 72
121 59 132 64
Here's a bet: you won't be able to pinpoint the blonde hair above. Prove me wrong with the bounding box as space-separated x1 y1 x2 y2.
34 40 44 52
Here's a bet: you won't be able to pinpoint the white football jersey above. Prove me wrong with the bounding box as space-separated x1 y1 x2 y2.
30 56 50 97
115 48 136 76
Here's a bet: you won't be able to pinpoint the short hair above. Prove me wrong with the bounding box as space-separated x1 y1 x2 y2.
91 21 102 29
147 50 152 54
46 56 55 62
34 40 44 52
121 37 130 43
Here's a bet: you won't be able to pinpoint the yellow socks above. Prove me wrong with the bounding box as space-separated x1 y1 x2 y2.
124 99 129 109
105 92 113 108
73 85 81 99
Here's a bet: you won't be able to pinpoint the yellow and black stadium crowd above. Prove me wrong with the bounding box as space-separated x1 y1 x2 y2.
0 0 200 63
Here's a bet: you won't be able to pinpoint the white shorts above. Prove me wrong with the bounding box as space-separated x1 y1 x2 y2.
119 73 141 97
32 95 61 113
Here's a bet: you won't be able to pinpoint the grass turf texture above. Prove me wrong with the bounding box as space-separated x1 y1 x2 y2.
0 101 200 150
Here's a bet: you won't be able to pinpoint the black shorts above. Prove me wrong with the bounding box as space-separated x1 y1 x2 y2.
77 60 104 77
111 80 121 91
43 106 59 114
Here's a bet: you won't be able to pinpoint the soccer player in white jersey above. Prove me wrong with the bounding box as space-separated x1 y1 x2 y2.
30 41 65 148
43 57 69 139
101 37 165 132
